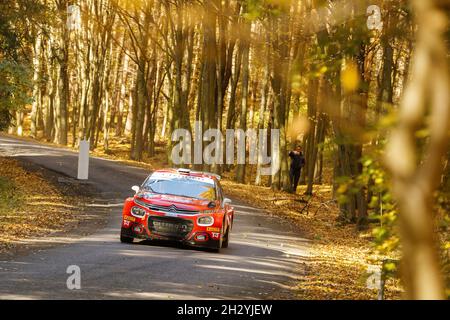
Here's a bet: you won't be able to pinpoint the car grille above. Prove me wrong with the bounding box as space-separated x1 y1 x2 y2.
147 216 193 239
135 199 199 215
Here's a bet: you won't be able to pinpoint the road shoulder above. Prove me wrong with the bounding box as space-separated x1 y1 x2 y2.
0 156 109 260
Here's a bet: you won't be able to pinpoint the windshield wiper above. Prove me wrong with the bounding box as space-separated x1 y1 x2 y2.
163 193 202 200
141 185 159 194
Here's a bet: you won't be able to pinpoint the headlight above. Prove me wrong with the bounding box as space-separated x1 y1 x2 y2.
197 216 214 226
131 206 146 218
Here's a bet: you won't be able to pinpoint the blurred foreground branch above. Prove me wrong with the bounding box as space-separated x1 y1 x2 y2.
385 0 449 299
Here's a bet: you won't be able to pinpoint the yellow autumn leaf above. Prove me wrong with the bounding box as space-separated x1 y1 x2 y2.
341 60 360 93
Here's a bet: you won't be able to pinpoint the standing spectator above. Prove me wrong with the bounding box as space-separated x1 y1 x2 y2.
288 145 305 193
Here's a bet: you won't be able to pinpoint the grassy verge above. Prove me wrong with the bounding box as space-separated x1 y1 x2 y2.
0 176 21 218
0 157 97 254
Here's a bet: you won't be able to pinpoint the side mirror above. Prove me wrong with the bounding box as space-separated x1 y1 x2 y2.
207 201 217 208
223 198 232 205
131 185 140 194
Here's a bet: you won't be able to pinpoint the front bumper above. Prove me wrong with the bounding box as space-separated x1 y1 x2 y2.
121 216 221 249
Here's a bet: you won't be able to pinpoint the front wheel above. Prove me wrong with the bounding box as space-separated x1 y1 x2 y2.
120 234 134 243
212 223 226 253
221 227 230 248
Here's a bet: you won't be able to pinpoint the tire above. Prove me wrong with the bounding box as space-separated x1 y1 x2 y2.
120 234 134 243
213 222 225 253
221 227 230 248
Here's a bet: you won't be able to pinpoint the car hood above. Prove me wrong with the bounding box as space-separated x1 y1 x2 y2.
134 192 214 210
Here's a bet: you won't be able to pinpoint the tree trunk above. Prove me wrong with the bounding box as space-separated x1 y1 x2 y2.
30 33 42 138
55 0 69 145
305 78 319 195
235 16 250 183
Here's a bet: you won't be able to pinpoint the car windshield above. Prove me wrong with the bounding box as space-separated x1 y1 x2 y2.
143 175 216 201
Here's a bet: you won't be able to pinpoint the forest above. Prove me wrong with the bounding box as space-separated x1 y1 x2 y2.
0 0 449 299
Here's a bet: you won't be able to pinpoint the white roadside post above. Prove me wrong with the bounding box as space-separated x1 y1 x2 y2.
77 139 90 180
366 264 383 300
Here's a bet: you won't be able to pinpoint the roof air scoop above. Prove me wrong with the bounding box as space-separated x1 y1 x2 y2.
177 168 191 175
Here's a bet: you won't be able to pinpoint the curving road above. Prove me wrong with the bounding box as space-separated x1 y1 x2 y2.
0 134 310 300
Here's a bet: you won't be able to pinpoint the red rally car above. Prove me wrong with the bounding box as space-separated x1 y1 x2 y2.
120 168 234 252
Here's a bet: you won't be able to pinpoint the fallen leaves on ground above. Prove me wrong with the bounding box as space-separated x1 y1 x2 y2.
220 178 403 300
0 157 89 253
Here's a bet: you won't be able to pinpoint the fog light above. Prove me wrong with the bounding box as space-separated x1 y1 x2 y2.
195 233 208 241
133 225 143 234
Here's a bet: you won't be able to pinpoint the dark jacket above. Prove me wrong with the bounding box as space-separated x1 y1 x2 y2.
289 151 305 172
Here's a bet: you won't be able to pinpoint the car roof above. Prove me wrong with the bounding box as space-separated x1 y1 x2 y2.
150 168 220 183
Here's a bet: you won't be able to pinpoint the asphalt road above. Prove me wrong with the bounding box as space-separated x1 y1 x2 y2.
0 135 310 300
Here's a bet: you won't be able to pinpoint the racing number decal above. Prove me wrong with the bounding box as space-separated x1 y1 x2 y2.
211 232 220 239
